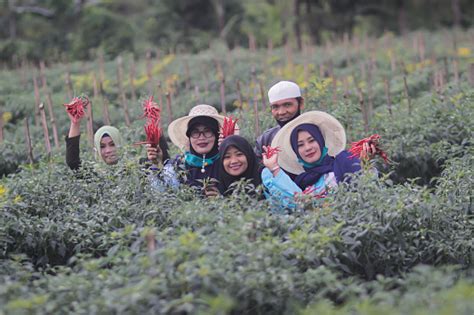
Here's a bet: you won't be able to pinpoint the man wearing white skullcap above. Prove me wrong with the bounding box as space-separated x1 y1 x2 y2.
254 81 304 169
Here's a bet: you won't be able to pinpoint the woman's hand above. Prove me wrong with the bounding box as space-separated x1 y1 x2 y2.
146 144 163 166
262 145 280 176
203 179 220 198
360 141 377 160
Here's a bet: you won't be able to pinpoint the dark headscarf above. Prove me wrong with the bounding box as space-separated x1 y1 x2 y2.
183 116 220 188
290 123 361 189
218 135 262 196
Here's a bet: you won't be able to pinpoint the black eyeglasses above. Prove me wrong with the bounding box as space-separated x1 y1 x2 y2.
190 129 214 139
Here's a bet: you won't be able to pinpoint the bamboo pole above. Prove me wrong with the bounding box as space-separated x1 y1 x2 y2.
116 56 131 126
331 75 337 109
24 118 34 164
184 59 191 90
38 103 52 155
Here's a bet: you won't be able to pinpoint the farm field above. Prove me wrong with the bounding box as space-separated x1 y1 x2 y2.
0 29 473 314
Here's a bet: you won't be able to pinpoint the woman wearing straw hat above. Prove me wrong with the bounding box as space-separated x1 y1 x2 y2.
167 104 239 197
261 111 375 211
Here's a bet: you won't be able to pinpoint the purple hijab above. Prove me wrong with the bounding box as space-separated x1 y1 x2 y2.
290 124 361 189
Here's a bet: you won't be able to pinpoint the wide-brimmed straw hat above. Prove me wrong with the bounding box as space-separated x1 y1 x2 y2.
271 111 346 175
168 104 239 150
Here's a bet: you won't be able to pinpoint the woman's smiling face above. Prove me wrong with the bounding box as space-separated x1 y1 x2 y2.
189 124 216 155
223 145 248 176
297 130 321 163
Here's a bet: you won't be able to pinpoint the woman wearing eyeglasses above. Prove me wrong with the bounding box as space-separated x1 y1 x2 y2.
163 104 237 197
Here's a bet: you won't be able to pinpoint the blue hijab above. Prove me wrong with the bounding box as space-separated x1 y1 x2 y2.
290 124 361 189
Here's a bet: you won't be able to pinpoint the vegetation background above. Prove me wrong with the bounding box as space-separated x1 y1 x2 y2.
0 0 473 314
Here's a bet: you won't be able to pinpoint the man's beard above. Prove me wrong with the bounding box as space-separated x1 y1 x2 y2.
276 107 301 127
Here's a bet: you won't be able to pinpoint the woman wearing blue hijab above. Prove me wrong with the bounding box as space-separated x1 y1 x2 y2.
261 111 374 211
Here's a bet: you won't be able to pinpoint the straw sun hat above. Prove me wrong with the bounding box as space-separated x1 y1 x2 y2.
271 111 346 175
168 104 239 151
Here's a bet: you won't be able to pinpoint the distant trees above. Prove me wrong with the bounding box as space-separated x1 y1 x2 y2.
0 0 473 65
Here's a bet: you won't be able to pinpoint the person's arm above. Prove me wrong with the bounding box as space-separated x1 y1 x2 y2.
65 116 82 170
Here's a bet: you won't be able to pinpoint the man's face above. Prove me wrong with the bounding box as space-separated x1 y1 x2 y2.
270 97 302 122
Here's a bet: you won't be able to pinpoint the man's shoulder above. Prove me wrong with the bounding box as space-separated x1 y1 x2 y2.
257 126 281 140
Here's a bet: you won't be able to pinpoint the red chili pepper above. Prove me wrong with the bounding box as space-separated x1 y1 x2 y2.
141 96 161 122
264 146 281 159
349 134 390 164
221 116 238 138
64 96 89 123
135 121 161 147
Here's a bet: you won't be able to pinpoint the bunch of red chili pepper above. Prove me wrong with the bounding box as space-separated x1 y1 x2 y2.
348 134 390 164
136 96 162 147
221 116 238 138
263 146 281 159
64 96 89 123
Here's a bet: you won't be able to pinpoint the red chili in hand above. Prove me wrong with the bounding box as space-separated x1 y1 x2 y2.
349 134 390 164
264 146 281 159
145 122 161 147
64 96 89 123
221 116 238 138
141 96 161 122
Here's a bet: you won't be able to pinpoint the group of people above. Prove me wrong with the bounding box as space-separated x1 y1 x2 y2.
65 81 376 210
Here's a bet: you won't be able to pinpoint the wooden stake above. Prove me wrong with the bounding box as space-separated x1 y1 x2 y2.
469 63 474 87
403 75 412 114
184 59 191 90
24 118 34 164
165 92 173 125
258 80 267 111
0 109 4 143
453 58 460 88
220 76 226 115
33 76 41 127
116 56 131 126
236 80 243 115
146 50 153 94
38 103 52 155
253 95 261 138
194 85 201 102
65 70 73 101
102 97 111 126
156 81 163 109
384 77 393 117
357 87 369 133
39 64 60 149
86 99 94 150
129 57 137 104
331 75 337 108
146 230 156 255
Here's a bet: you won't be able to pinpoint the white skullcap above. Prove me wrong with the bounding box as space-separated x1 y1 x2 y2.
268 81 301 104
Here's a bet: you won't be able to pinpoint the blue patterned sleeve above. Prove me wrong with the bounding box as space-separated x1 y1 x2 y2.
261 168 302 212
